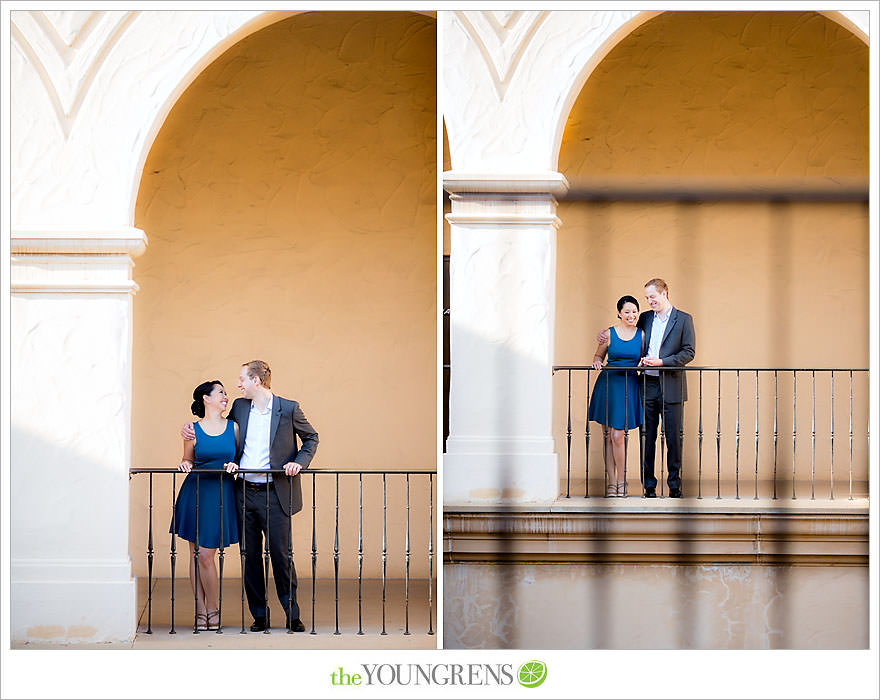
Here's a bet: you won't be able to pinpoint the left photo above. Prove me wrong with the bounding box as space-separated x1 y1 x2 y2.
9 10 437 649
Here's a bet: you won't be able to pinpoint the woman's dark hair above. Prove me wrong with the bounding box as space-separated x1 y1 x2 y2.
191 380 223 418
617 295 640 313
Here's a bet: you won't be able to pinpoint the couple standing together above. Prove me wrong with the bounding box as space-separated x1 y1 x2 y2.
588 278 696 498
170 360 318 632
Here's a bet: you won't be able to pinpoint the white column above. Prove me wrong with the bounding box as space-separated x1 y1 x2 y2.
10 227 146 643
444 173 568 503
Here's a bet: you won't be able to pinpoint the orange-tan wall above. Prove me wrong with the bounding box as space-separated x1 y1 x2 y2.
130 12 436 578
554 12 868 493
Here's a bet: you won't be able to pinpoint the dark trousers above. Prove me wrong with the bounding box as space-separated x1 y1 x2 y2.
239 482 300 625
641 376 684 492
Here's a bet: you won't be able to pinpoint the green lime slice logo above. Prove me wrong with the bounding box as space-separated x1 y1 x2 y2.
517 660 547 688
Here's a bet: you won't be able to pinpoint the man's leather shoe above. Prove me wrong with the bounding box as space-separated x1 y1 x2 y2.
644 488 656 498
669 488 682 498
249 617 267 632
287 618 306 632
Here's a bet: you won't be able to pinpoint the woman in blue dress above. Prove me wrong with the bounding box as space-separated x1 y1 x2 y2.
171 380 240 630
588 296 644 497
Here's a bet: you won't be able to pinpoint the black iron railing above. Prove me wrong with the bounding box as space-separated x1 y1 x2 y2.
129 467 435 636
552 366 869 500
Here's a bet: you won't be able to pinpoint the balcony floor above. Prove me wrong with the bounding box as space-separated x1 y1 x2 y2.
13 577 437 649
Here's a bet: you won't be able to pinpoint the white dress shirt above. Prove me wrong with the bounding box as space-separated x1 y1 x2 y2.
646 307 673 377
241 394 273 483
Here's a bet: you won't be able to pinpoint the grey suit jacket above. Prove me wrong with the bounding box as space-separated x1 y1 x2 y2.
229 395 319 516
638 307 696 402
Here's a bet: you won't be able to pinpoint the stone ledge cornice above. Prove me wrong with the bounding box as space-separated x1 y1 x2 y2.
11 227 148 256
444 171 569 196
444 509 868 565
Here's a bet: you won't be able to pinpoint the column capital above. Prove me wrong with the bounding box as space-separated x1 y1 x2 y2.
443 171 569 197
11 226 148 256
11 226 148 294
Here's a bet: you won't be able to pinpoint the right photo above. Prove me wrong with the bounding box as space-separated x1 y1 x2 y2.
442 10 869 649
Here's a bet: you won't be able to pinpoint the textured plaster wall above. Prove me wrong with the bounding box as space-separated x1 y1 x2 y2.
554 12 868 492
130 12 436 579
444 561 868 649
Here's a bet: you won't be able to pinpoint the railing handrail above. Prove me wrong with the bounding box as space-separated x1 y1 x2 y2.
130 467 437 475
553 365 868 372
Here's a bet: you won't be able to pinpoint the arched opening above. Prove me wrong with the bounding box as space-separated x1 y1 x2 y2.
554 10 868 498
129 11 436 637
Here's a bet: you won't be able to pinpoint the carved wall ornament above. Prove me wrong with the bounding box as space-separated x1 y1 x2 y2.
10 10 139 138
453 10 549 100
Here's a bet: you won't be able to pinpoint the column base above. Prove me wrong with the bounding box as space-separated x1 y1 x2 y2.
443 451 559 504
12 560 137 644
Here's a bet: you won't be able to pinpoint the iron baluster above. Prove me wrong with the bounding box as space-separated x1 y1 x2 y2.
146 473 154 634
404 473 411 635
357 473 364 635
585 369 592 498
287 476 294 634
735 370 740 500
428 473 435 635
381 473 387 635
660 376 666 497
239 472 247 634
811 370 816 500
193 472 200 634
170 472 177 634
697 370 703 500
263 480 271 633
565 369 572 498
217 471 224 634
333 473 340 635
715 370 721 500
754 370 759 500
792 371 797 500
830 371 835 500
310 474 317 635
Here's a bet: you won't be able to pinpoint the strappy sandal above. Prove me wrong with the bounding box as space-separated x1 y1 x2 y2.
616 481 628 498
195 612 208 631
605 481 617 497
206 610 220 631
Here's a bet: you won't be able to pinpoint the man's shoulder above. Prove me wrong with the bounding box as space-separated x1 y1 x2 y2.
274 395 298 412
672 307 693 321
230 397 250 413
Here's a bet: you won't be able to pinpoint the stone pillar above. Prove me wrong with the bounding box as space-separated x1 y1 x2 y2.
443 173 568 503
10 227 146 643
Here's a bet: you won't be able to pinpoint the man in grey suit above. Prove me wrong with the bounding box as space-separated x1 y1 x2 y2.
600 278 695 497
183 360 318 631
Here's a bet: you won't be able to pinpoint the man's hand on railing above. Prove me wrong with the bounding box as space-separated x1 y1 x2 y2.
224 462 238 474
181 422 196 440
178 459 193 472
283 461 303 477
640 357 662 367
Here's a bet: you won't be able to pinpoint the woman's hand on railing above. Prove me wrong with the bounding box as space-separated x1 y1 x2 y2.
592 357 604 370
224 462 239 474
178 459 193 472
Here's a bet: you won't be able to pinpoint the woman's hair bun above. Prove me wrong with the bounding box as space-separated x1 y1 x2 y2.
191 380 223 419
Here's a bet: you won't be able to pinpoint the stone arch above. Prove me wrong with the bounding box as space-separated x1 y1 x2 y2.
548 9 869 170
129 10 437 583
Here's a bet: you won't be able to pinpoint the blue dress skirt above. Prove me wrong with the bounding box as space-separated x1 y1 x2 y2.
170 420 240 548
588 327 644 430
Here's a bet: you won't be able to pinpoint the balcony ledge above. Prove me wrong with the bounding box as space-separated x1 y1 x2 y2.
444 499 868 565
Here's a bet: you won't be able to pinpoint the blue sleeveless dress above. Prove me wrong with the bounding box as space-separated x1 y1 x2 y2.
588 326 644 430
170 420 240 548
